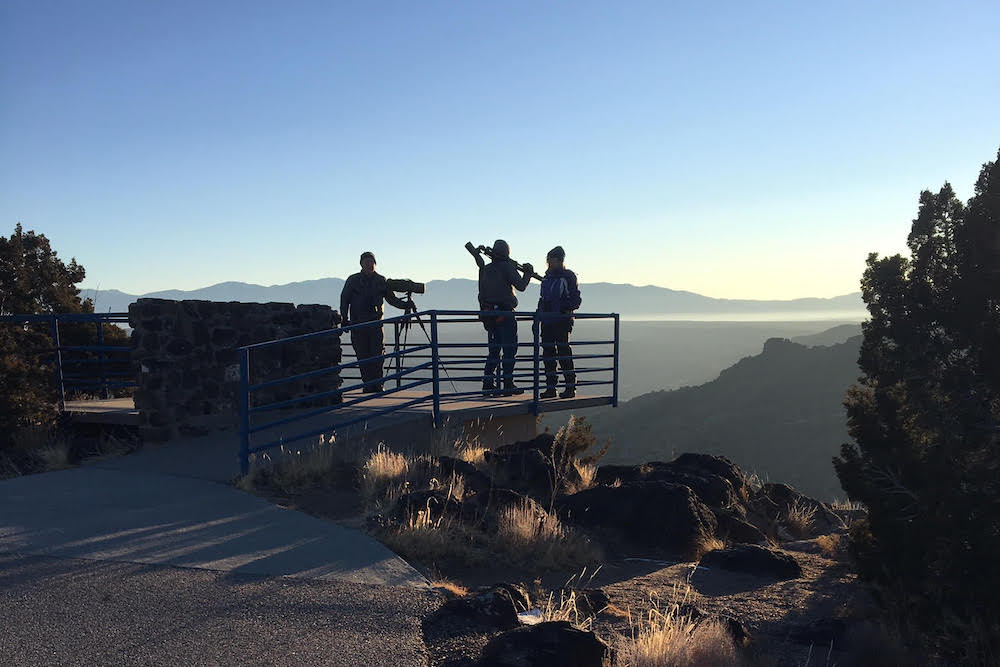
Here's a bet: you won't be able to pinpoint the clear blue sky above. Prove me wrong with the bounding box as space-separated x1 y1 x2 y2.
2 1 997 299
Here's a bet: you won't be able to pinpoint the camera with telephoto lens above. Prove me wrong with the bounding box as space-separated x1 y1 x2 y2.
386 278 425 294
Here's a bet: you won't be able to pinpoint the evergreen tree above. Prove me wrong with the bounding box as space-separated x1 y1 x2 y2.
835 150 1000 662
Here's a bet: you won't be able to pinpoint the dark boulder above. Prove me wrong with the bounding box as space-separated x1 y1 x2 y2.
750 483 845 536
437 455 494 497
595 454 747 509
478 621 613 667
676 604 751 646
557 481 718 558
384 489 469 525
435 584 532 633
699 544 802 580
487 446 555 504
714 510 768 545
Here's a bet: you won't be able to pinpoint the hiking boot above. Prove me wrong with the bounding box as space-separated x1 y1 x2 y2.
559 386 576 399
502 384 525 396
482 379 497 395
539 387 558 399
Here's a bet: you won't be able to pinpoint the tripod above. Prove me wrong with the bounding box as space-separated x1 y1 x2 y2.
385 294 458 393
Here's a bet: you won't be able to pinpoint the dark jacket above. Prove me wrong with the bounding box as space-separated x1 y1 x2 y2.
538 268 582 323
340 271 409 325
478 259 531 311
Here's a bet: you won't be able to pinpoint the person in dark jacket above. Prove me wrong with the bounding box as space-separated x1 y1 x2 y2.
477 240 533 395
340 251 411 392
537 246 582 398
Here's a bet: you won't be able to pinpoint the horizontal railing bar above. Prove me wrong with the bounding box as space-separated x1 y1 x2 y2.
251 362 434 414
248 344 431 391
58 345 131 352
250 378 434 433
241 311 617 351
250 396 431 453
0 313 130 323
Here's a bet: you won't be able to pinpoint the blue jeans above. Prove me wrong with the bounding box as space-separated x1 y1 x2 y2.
484 316 518 386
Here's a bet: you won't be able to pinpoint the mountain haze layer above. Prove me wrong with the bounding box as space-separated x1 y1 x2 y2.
83 278 864 319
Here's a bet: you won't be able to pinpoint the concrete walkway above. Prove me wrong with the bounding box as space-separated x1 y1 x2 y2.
0 431 435 665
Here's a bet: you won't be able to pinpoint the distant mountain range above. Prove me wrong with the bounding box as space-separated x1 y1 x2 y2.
587 333 863 500
82 278 865 319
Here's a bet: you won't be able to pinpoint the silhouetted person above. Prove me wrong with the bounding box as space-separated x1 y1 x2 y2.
537 246 582 398
477 240 533 395
340 251 410 393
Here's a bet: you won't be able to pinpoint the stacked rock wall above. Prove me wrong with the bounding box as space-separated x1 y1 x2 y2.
129 299 342 440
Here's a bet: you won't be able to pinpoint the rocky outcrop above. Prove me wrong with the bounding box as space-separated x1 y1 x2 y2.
699 544 803 580
557 481 718 558
130 298 341 441
479 621 613 667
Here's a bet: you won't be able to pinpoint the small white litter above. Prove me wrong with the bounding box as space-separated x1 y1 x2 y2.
517 609 543 625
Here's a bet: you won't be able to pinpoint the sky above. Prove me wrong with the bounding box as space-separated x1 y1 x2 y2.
2 1 998 300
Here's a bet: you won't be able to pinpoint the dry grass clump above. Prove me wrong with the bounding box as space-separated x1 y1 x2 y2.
816 533 842 559
784 499 817 539
830 498 866 512
430 579 469 598
379 511 488 568
495 499 603 570
692 535 726 561
10 426 72 472
237 436 351 494
616 601 742 667
457 444 487 468
360 444 411 503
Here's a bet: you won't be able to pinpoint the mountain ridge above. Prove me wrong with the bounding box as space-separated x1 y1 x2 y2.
82 278 864 318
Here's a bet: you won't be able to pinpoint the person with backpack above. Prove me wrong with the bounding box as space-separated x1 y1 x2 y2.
537 245 582 398
476 240 533 395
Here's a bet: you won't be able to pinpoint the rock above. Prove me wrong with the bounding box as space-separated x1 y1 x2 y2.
676 604 752 646
699 544 802 580
595 453 749 509
557 481 718 558
487 446 554 503
714 510 768 545
437 455 494 496
478 621 613 667
569 589 609 618
385 489 467 525
787 617 849 645
751 483 846 536
436 584 532 632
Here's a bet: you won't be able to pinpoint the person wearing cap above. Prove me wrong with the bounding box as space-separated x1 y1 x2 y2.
537 245 582 398
477 240 534 395
340 251 411 393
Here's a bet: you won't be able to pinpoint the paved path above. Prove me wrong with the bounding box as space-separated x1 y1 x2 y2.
0 432 435 666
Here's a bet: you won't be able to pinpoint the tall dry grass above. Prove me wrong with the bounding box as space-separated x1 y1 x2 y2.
360 443 410 504
785 499 818 539
616 600 742 667
495 498 603 570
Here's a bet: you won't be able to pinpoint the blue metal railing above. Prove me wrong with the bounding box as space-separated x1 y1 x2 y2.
237 309 620 474
0 312 136 406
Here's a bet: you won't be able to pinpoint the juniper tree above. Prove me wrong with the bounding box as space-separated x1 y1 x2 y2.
834 150 1000 662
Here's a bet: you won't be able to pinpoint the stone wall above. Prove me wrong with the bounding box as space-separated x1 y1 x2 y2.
129 299 342 441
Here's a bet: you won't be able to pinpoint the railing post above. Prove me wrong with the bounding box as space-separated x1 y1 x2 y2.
612 313 620 407
430 311 441 428
393 321 402 389
97 318 108 399
50 315 65 411
239 347 251 476
532 312 540 415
